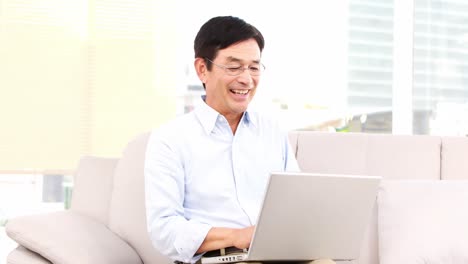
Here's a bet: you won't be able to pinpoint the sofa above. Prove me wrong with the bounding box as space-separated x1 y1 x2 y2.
5 131 468 264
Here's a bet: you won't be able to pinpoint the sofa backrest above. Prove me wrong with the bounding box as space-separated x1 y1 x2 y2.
291 131 442 264
100 131 464 264
292 131 441 179
441 137 468 180
71 156 118 225
107 132 172 264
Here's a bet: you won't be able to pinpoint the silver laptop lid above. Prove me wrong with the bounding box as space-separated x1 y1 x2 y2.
248 172 381 261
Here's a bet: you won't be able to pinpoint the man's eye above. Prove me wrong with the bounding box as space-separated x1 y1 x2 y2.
226 66 242 72
249 66 260 72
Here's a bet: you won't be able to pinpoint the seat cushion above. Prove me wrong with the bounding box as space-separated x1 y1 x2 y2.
108 132 172 264
6 211 142 264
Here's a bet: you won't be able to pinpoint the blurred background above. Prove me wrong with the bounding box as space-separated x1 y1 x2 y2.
1 0 468 260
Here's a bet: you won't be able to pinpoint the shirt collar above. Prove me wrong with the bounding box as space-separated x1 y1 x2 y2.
242 110 257 129
194 95 257 135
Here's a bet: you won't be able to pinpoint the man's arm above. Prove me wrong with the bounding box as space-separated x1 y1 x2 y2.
145 131 211 263
196 226 254 254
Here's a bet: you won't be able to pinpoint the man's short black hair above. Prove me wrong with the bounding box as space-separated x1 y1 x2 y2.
194 16 265 70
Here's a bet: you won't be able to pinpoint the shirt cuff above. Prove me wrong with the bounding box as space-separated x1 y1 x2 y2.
174 221 212 263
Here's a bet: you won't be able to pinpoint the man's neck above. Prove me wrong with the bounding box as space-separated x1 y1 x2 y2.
224 113 243 135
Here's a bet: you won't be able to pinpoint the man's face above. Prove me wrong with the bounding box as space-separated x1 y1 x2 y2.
203 39 262 118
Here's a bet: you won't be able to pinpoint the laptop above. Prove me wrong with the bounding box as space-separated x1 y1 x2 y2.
201 172 381 263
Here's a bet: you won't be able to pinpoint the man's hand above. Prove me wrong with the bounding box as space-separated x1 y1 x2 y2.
196 225 255 254
231 225 255 249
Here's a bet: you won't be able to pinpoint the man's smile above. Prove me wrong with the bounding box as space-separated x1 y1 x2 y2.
230 89 250 95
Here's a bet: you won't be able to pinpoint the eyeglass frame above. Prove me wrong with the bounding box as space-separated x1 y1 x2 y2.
204 58 265 76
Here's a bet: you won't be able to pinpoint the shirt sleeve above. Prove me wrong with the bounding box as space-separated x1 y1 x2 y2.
144 130 212 263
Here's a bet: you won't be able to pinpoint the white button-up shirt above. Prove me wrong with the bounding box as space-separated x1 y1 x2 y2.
145 98 299 263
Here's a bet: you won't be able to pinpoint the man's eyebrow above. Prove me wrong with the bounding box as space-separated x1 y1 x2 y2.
226 56 261 64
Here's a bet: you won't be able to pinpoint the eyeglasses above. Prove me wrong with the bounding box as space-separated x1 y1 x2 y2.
205 58 265 76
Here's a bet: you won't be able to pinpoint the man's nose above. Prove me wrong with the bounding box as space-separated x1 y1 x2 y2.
237 68 254 85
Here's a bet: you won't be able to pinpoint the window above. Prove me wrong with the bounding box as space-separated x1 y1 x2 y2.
176 0 468 136
347 0 394 133
413 0 468 135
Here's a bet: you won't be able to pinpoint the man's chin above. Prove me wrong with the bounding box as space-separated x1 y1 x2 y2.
232 101 250 112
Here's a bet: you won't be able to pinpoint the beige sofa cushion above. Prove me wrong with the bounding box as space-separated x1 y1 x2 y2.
296 132 441 180
294 132 441 264
441 137 468 180
367 134 441 180
6 211 141 264
71 156 118 225
7 246 51 264
378 180 468 264
296 132 368 174
108 132 172 264
364 134 440 264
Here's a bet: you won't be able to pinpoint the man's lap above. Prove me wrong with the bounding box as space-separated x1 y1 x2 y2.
211 260 335 264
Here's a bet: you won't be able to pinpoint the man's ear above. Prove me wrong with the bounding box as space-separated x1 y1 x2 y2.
194 58 207 83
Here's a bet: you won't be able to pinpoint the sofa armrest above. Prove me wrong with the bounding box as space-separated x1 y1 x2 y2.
6 211 142 264
7 245 52 264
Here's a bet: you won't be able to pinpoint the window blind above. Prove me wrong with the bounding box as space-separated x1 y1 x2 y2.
413 0 468 134
0 0 88 173
347 0 394 110
0 0 176 172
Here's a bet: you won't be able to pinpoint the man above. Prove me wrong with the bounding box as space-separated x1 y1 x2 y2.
145 16 334 264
